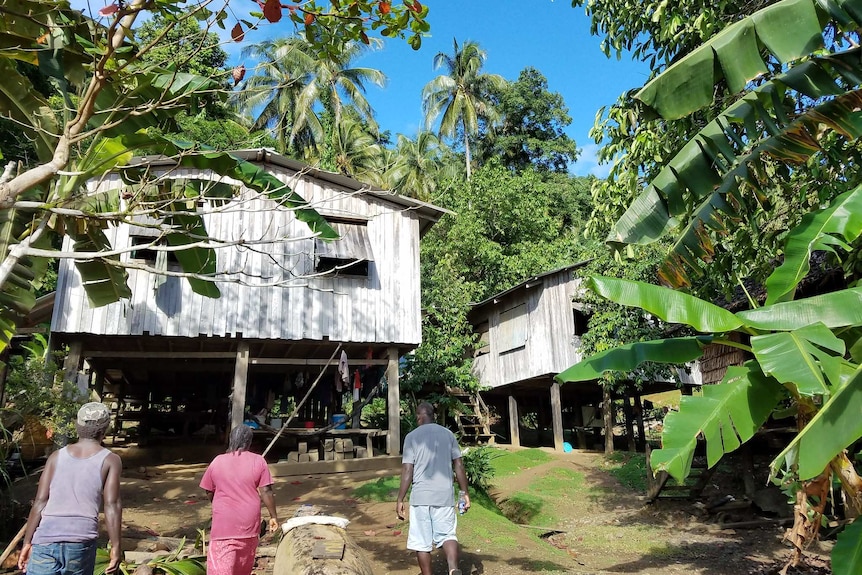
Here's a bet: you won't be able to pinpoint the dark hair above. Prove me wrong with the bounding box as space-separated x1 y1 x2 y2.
227 424 253 453
417 401 435 419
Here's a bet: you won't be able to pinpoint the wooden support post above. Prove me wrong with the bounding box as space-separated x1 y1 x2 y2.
634 394 646 452
230 342 250 433
91 367 105 401
386 347 400 455
550 382 564 452
622 395 636 452
63 341 83 391
508 395 520 448
603 386 614 454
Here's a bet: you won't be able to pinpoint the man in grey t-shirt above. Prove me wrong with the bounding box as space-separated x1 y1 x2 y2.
397 402 470 575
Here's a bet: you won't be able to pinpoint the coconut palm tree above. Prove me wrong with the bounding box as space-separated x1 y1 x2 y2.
331 113 385 180
232 37 385 167
388 132 456 200
231 38 313 155
422 39 505 179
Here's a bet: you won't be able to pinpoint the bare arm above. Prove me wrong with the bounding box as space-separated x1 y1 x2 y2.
259 485 279 532
453 457 471 512
18 452 57 570
396 463 413 520
102 453 123 573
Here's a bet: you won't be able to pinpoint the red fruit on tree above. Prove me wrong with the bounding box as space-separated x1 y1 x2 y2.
378 1 390 14
412 0 421 12
304 12 315 25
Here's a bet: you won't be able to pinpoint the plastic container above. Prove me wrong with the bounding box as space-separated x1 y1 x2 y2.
332 414 348 430
304 420 315 429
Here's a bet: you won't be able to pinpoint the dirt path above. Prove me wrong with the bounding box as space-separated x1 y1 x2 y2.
3 448 833 575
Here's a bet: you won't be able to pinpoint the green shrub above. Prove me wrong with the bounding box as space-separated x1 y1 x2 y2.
462 445 496 493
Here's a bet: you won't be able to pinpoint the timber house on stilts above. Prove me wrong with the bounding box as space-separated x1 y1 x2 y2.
470 265 701 453
49 149 447 471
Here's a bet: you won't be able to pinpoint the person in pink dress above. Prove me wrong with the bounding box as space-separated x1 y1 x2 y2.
200 425 279 575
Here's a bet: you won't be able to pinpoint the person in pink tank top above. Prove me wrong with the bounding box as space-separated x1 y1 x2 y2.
18 402 123 574
200 424 279 575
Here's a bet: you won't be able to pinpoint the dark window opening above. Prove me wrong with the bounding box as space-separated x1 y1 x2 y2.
314 220 373 278
316 257 369 277
130 236 179 266
573 309 590 336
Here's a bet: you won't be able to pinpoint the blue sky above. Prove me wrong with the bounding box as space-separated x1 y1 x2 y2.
79 0 651 177
350 1 652 177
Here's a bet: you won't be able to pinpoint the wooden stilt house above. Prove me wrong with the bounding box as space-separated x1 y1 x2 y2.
49 149 447 465
470 264 699 452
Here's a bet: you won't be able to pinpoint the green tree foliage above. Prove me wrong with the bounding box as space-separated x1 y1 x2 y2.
576 0 820 299
385 131 459 200
424 161 588 298
136 14 274 150
422 39 506 179
405 162 594 396
564 0 862 570
477 67 579 173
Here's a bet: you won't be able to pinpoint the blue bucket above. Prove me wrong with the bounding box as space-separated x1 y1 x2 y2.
332 414 348 429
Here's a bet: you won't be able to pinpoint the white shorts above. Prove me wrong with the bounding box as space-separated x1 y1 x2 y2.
406 505 458 552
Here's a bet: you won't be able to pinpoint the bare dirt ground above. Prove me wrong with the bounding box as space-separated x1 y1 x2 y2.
3 446 833 575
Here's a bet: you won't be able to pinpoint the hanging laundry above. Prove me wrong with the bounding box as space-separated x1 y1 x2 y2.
295 372 305 388
353 369 361 402
338 350 349 392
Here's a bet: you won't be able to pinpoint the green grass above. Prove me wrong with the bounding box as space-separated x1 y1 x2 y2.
490 448 552 477
498 467 586 526
352 476 400 502
601 451 649 493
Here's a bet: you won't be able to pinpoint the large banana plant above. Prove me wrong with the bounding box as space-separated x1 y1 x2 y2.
607 0 862 288
0 0 338 352
559 184 862 572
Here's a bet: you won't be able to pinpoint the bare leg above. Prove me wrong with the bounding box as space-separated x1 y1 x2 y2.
442 539 460 574
416 551 433 575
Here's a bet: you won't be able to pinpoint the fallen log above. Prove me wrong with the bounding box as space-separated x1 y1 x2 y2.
273 523 373 575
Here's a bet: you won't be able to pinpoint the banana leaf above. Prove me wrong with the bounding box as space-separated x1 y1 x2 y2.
586 275 743 333
772 365 862 480
636 0 832 120
765 184 862 304
651 362 785 482
832 517 862 575
68 224 132 307
613 46 862 287
0 58 58 162
751 322 846 396
555 336 714 383
0 204 50 352
171 149 338 240
164 211 220 298
738 287 862 331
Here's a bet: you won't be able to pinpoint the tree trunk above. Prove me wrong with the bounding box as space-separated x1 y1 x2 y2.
603 386 614 454
273 524 374 575
464 130 472 180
